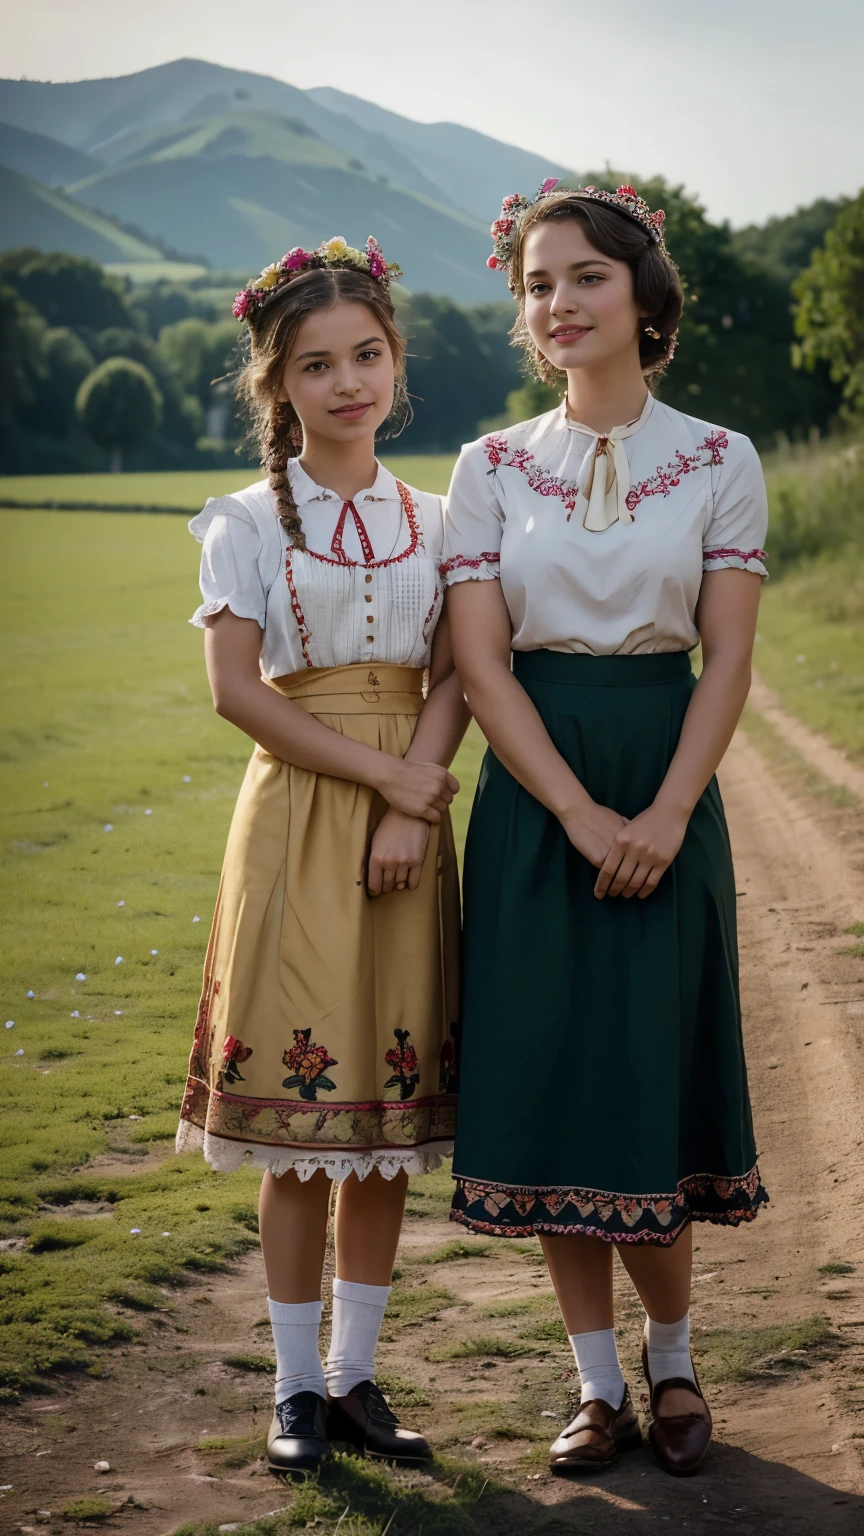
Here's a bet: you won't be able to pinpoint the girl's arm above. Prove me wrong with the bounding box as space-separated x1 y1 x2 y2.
366 602 472 896
593 568 762 900
445 580 628 866
203 609 458 823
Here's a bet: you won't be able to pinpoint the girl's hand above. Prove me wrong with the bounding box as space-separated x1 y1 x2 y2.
559 803 629 869
366 810 431 897
376 758 459 823
593 802 690 900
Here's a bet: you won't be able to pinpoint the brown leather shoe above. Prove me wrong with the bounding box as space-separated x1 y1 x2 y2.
641 1339 713 1476
327 1380 431 1463
548 1386 642 1471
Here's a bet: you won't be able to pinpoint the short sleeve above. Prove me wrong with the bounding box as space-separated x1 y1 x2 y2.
702 436 769 579
188 495 267 629
441 440 504 585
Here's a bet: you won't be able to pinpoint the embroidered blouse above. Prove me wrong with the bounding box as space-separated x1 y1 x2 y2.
442 394 768 656
190 459 444 676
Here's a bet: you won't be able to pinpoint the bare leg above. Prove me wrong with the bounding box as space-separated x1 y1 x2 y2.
617 1225 708 1419
259 1167 332 1303
539 1232 615 1333
334 1168 408 1283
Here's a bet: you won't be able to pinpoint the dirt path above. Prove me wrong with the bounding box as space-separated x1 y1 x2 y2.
3 724 864 1535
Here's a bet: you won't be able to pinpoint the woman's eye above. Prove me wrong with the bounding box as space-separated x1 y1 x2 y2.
578 273 603 285
528 283 550 296
305 360 328 373
357 349 381 362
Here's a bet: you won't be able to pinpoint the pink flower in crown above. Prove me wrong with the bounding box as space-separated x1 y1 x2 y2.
367 252 386 277
501 193 521 209
232 290 253 320
651 208 666 226
617 184 637 197
281 248 310 272
492 217 514 236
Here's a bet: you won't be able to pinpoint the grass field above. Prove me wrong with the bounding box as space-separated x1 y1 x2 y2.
0 506 483 1396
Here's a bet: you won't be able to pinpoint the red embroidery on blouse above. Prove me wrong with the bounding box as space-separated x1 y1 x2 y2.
703 547 767 565
625 432 729 513
300 480 422 569
284 546 313 668
484 433 580 514
330 500 376 564
440 552 501 577
422 584 441 644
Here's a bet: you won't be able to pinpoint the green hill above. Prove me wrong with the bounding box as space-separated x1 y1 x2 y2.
64 117 494 301
0 120 99 187
0 164 167 264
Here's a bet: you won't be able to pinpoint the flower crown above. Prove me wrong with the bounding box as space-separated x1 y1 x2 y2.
232 235 402 321
488 177 669 288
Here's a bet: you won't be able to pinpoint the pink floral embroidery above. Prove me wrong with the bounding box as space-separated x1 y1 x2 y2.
624 432 729 513
484 432 580 514
703 547 767 565
440 552 501 577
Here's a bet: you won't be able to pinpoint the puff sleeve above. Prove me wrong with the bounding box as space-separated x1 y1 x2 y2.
702 435 769 579
441 439 504 585
188 495 268 628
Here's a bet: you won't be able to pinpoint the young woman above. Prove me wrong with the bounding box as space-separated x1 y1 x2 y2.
443 182 769 1477
176 236 467 1475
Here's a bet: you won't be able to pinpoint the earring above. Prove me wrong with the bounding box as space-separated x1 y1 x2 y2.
644 326 662 340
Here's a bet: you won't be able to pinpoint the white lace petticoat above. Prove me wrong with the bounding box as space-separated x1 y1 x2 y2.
175 1119 453 1181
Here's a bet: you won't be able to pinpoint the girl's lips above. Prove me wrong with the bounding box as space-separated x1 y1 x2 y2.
549 327 591 344
330 402 372 419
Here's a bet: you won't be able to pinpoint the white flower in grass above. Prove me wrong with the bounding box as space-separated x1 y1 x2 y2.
144 809 152 816
151 949 158 956
76 972 86 982
115 956 124 965
192 916 200 923
129 1228 141 1236
70 1011 80 1019
117 900 125 908
182 775 191 783
161 1231 171 1237
27 991 34 999
5 1021 14 1030
14 1049 24 1057
104 824 113 832
114 1010 124 1016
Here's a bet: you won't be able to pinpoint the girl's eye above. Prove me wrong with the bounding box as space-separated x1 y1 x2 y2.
304 360 328 373
357 349 381 362
528 282 550 296
578 273 603 285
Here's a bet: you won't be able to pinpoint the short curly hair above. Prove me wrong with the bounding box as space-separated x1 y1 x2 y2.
508 189 683 386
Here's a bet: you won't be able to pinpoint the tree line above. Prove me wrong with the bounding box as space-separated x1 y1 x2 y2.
1 178 861 476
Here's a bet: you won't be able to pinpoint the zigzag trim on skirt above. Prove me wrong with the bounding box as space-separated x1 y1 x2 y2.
449 1166 769 1245
180 1074 456 1149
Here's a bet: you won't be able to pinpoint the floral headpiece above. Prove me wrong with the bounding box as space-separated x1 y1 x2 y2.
232 235 402 321
488 177 669 288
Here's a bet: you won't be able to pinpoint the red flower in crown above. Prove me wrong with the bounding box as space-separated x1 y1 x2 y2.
616 183 637 196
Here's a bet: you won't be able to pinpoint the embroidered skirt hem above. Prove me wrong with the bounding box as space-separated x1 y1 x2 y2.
176 1119 454 1181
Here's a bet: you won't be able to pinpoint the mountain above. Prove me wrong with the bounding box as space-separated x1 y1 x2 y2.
0 121 100 187
308 87 568 219
0 164 167 264
65 115 494 300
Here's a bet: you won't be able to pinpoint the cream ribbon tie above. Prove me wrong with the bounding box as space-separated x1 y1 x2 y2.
571 399 653 532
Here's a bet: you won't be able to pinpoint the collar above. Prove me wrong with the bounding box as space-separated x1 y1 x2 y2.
286 457 400 508
560 390 655 440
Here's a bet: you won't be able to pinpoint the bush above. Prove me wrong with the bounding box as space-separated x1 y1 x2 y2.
76 357 163 472
767 438 864 572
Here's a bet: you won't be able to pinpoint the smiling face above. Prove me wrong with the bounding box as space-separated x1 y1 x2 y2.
282 298 397 444
521 216 646 376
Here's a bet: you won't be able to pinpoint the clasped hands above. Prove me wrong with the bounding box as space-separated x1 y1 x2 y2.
365 756 459 898
560 798 691 901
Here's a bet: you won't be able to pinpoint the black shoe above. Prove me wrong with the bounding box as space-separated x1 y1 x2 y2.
267 1391 330 1474
327 1380 431 1463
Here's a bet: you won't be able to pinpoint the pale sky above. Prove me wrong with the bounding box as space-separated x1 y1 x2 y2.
4 0 862 227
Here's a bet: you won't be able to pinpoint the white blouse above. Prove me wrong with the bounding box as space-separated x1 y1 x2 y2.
190 460 444 676
442 394 768 655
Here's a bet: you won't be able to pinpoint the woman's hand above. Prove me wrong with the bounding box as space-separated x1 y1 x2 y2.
376 757 459 823
366 809 431 897
593 801 690 900
560 803 629 869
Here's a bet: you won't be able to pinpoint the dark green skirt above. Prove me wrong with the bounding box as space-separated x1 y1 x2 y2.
451 650 768 1245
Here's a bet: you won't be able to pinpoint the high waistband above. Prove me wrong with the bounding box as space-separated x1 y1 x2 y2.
269 663 425 715
513 650 693 687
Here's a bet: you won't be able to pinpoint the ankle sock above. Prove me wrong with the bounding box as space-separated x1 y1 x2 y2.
324 1277 391 1399
644 1311 696 1387
567 1326 626 1409
268 1296 326 1404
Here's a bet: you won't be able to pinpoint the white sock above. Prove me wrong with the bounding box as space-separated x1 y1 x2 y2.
324 1277 391 1399
267 1297 326 1404
644 1311 697 1387
568 1327 626 1410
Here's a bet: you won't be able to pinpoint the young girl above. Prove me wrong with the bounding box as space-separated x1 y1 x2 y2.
443 183 769 1476
176 236 467 1474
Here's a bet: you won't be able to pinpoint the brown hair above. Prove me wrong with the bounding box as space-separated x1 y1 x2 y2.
236 267 408 550
508 190 684 386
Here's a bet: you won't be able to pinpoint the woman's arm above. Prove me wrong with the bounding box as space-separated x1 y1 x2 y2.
593 568 762 900
203 609 458 822
446 580 627 865
366 601 472 896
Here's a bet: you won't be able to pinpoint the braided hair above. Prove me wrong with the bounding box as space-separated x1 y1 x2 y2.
236 267 409 550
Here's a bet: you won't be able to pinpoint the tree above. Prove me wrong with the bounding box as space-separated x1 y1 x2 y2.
793 190 864 418
28 328 95 438
0 250 132 335
0 285 46 422
76 357 163 472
